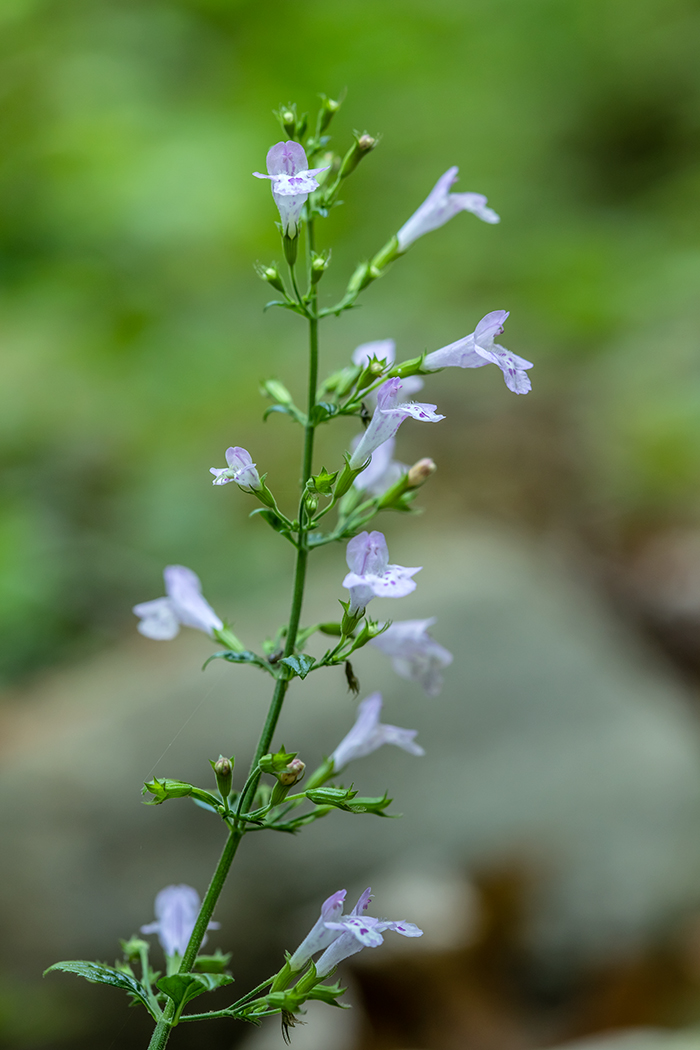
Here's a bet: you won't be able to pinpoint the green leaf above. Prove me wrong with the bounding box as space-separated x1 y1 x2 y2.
280 653 315 680
311 402 340 425
193 950 232 974
44 961 157 1018
262 403 305 425
203 649 269 671
157 972 233 1014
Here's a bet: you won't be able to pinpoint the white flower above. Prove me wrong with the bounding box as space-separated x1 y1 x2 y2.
342 531 421 616
133 565 223 640
371 618 453 697
210 446 261 491
315 887 423 976
397 166 499 251
352 437 407 496
329 692 425 772
140 884 219 957
349 379 443 471
423 310 533 395
253 141 329 237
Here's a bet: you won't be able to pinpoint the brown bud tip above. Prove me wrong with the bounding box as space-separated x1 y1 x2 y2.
214 755 232 776
358 134 377 152
407 458 437 488
278 758 306 786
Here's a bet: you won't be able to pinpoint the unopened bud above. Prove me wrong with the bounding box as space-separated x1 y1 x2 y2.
256 263 285 294
338 132 379 180
357 134 377 152
278 758 305 786
318 94 342 134
212 754 233 799
310 250 331 285
407 458 436 488
281 110 296 136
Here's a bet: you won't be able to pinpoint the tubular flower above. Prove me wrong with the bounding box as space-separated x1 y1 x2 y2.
349 378 443 471
133 565 223 640
397 166 499 251
253 141 329 237
210 446 262 491
371 618 453 697
288 889 347 972
352 437 407 496
329 692 425 773
423 310 533 395
342 530 421 616
140 885 219 958
315 887 423 976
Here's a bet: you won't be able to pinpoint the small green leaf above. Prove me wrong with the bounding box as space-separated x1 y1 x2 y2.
157 972 233 1012
311 402 340 425
44 961 157 1018
203 649 269 671
193 950 232 974
280 653 315 680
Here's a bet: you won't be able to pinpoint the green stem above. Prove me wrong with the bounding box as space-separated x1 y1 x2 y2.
146 222 321 1050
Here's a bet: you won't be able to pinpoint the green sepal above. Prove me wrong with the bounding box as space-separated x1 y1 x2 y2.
192 950 232 974
203 649 270 672
307 980 348 1006
279 653 315 680
120 936 149 963
310 468 338 495
44 961 158 1019
306 787 394 816
259 747 298 774
142 778 220 810
157 972 233 1016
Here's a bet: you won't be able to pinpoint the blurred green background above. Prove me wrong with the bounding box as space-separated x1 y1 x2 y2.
2 0 699 684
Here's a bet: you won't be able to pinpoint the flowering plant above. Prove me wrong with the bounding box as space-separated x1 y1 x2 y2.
46 95 532 1047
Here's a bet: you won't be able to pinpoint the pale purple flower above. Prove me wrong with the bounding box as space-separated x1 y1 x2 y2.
210 446 261 491
329 692 425 773
352 437 407 496
253 141 329 237
343 531 421 615
371 618 453 698
423 310 533 395
289 889 347 972
133 565 223 640
396 166 500 252
315 887 422 976
141 884 219 958
348 379 443 471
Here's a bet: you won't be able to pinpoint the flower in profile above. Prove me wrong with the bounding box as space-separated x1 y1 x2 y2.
423 310 533 395
352 437 407 496
348 379 443 471
371 618 453 697
329 692 425 773
210 446 262 491
288 889 347 972
133 565 223 640
315 886 422 976
397 166 500 251
253 141 329 237
141 884 219 958
343 531 421 615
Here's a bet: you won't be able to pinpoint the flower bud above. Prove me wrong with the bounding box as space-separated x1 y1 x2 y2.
318 94 342 134
310 250 331 284
255 263 285 294
262 378 294 406
407 458 436 488
212 754 233 799
338 132 378 181
278 758 305 786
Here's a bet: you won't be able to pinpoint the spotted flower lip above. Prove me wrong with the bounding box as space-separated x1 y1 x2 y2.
315 886 423 976
210 446 261 491
342 530 421 615
140 884 219 958
253 141 329 237
329 692 425 773
348 378 443 471
133 565 223 640
371 618 453 697
423 310 533 395
397 166 500 251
